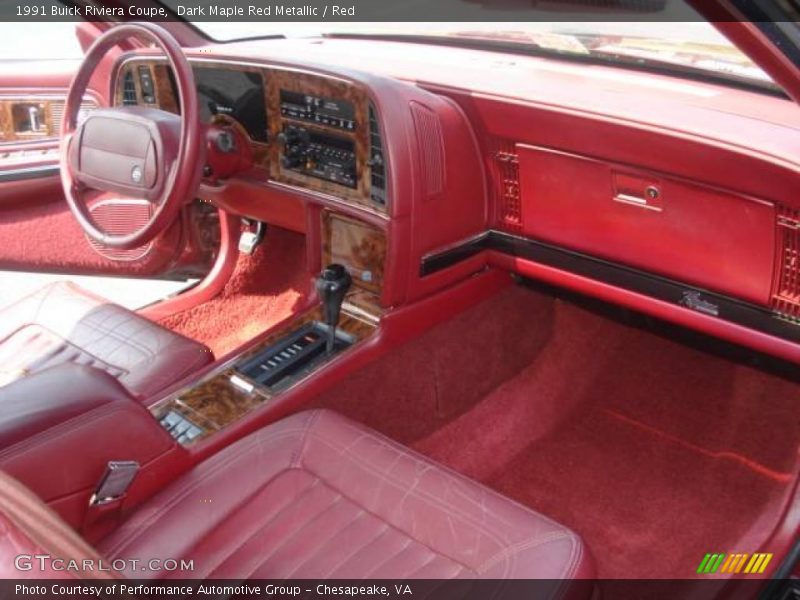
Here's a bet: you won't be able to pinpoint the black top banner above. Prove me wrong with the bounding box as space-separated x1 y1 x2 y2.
0 0 797 22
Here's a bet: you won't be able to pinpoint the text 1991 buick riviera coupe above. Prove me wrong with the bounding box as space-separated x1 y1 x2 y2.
0 1 798 598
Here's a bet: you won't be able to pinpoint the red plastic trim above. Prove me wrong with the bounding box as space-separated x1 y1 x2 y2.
139 209 240 321
487 251 800 365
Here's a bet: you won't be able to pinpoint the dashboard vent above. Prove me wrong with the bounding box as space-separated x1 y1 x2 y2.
773 206 800 320
368 103 387 207
410 101 445 200
491 139 522 233
122 70 138 106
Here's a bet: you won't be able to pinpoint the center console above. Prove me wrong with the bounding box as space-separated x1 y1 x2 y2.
233 263 353 393
113 53 485 445
5 50 486 535
149 210 385 446
109 58 393 446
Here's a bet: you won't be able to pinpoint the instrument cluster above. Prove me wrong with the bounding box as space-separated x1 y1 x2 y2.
115 58 387 214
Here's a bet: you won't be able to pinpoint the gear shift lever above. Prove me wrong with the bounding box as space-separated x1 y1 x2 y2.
316 264 352 354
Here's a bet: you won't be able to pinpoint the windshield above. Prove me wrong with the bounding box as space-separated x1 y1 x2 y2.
182 21 775 90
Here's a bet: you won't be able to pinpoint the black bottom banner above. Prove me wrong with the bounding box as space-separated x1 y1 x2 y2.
1 579 791 600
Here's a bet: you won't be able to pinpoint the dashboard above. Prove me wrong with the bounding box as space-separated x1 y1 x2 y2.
114 59 387 214
108 41 800 367
111 53 487 316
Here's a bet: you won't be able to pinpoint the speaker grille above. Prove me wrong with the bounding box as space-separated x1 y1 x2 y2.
87 199 154 261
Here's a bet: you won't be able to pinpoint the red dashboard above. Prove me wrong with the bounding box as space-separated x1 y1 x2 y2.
1 24 799 583
108 35 800 364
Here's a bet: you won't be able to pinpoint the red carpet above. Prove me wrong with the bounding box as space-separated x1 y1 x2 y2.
312 286 557 442
0 199 159 275
159 226 309 358
314 284 800 579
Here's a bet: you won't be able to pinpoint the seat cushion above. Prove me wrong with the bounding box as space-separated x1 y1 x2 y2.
0 281 211 398
100 409 594 581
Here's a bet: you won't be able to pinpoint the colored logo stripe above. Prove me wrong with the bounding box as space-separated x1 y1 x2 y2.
721 554 749 573
697 553 773 575
697 553 726 574
745 553 773 574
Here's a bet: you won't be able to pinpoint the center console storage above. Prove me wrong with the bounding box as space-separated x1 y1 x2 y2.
0 363 182 530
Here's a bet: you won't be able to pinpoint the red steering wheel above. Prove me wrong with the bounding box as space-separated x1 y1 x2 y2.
60 23 203 250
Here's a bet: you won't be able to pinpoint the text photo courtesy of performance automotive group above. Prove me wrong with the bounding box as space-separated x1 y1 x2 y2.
0 1 799 599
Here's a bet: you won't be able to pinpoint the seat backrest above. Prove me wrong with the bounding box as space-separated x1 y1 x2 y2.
0 469 118 579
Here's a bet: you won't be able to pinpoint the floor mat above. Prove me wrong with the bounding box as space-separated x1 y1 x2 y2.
159 227 309 358
316 283 800 578
481 408 788 579
310 285 558 443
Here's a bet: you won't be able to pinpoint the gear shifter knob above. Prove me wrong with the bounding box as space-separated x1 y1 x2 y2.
316 264 352 354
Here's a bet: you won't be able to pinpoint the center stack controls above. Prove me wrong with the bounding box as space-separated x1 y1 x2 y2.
278 89 358 188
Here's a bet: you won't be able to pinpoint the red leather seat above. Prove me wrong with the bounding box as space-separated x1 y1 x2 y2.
98 410 594 582
0 409 593 591
0 281 211 399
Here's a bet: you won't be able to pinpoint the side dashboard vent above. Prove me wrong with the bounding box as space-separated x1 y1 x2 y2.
773 206 800 320
122 70 138 106
368 103 387 207
49 99 96 135
410 101 445 200
491 138 522 233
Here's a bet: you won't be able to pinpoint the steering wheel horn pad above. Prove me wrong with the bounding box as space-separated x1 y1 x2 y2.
60 23 203 250
69 107 181 202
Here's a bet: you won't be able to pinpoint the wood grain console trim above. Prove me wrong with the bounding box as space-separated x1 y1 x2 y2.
322 211 386 296
150 301 378 446
265 69 377 210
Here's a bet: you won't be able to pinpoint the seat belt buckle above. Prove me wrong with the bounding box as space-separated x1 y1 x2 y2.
89 461 140 506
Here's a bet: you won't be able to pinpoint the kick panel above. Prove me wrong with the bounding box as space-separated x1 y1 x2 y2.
516 144 776 306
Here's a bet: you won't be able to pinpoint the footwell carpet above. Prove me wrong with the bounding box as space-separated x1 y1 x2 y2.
159 227 308 358
314 284 800 578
